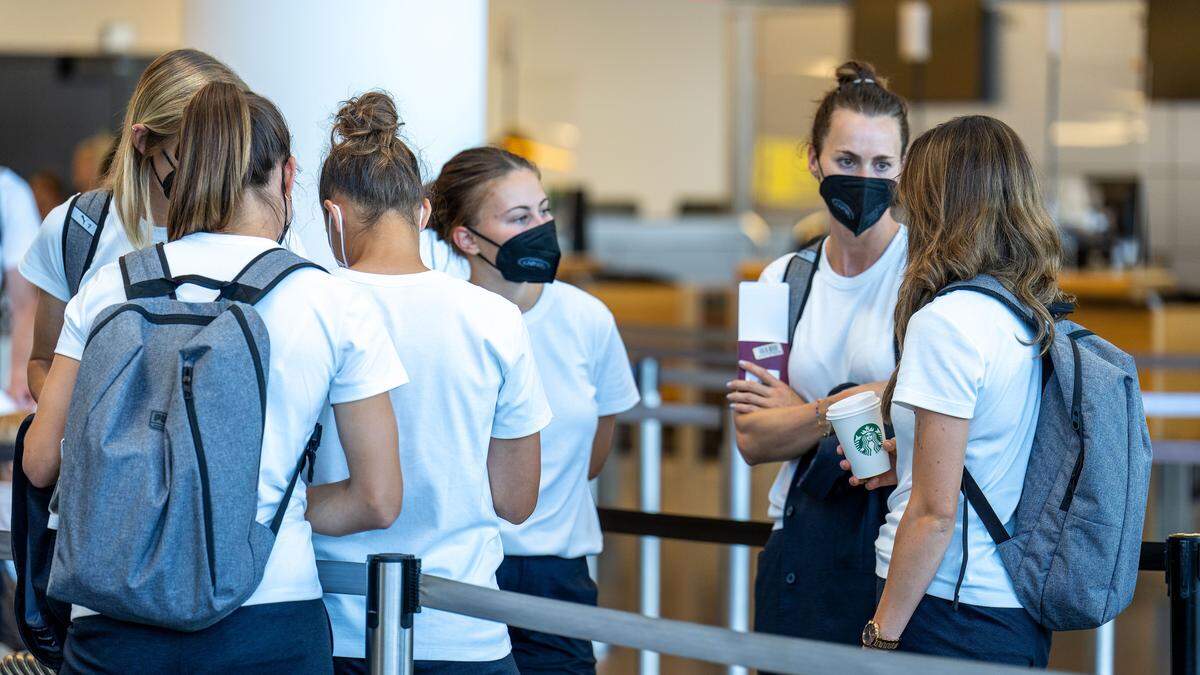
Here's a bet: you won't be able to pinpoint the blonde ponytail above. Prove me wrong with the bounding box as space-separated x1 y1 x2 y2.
105 49 243 247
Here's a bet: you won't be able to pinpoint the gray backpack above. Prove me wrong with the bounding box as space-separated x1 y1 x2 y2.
49 243 324 631
937 275 1152 631
61 189 114 298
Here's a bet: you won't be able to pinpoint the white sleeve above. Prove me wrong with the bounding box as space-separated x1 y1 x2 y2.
0 172 42 270
590 311 640 416
19 198 73 301
329 291 409 405
892 302 986 420
53 262 123 361
491 311 553 439
756 253 795 283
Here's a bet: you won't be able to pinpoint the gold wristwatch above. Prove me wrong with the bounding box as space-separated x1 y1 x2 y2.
861 620 900 650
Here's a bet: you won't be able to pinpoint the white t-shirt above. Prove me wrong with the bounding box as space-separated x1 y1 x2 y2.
312 268 552 662
21 195 307 302
419 228 471 280
0 168 41 271
500 282 640 558
757 227 907 528
56 232 407 611
874 290 1041 607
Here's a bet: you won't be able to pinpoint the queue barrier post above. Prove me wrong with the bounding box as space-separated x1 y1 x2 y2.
726 408 751 675
637 357 663 675
1169 534 1200 675
367 553 420 675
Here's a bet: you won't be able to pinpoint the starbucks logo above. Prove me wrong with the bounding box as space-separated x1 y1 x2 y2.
854 423 884 456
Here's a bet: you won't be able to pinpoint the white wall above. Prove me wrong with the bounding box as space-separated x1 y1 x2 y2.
488 0 729 218
183 0 488 265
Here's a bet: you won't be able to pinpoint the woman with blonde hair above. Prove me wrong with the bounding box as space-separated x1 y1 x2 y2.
20 49 248 400
25 82 406 673
861 115 1063 665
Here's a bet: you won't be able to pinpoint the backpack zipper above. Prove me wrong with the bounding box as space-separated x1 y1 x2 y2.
182 364 217 588
1059 330 1092 511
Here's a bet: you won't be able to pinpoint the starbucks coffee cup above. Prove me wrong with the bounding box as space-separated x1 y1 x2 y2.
826 391 891 480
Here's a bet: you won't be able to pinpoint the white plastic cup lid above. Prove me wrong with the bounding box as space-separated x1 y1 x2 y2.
826 391 881 421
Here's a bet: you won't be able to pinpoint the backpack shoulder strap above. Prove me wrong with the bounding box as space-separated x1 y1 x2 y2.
62 190 113 298
934 275 1038 329
218 247 325 305
784 235 825 341
118 243 178 300
270 424 322 535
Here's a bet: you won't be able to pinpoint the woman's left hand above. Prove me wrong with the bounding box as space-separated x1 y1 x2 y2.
726 361 803 412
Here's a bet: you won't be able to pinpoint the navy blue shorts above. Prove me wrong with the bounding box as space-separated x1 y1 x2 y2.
61 599 333 674
495 555 597 674
333 654 518 674
874 578 1052 667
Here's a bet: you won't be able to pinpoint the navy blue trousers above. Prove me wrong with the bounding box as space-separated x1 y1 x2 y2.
61 599 332 674
874 578 1052 667
333 655 518 674
754 435 892 645
495 555 597 674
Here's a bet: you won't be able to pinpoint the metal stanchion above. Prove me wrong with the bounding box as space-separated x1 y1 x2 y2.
368 553 420 675
1094 620 1114 675
727 408 751 675
638 358 662 675
1169 534 1200 675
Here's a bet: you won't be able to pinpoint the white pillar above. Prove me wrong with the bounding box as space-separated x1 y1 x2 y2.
182 0 488 266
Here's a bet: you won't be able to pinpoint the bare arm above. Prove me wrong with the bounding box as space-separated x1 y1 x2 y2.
872 408 969 641
487 432 541 524
306 394 402 536
5 271 36 407
27 288 66 402
24 355 79 488
587 415 618 480
733 381 887 466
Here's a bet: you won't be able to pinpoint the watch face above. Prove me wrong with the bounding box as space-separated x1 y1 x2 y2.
862 622 876 645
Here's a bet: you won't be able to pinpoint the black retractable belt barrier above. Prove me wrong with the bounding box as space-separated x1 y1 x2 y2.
1169 534 1200 675
598 507 1170 570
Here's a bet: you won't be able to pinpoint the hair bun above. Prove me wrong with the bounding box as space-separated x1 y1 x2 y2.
835 60 886 89
331 91 402 155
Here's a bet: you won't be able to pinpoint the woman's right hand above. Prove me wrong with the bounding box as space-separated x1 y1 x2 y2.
726 361 803 413
837 438 898 490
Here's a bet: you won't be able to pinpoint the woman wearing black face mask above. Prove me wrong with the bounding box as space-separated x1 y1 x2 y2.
726 61 911 651
428 148 640 675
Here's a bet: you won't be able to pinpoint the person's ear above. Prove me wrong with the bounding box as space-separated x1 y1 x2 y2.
131 123 149 154
322 199 342 233
417 198 432 232
451 225 480 256
282 156 297 198
807 144 822 181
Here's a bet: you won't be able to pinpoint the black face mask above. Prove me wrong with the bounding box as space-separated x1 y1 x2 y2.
818 174 896 237
154 153 177 199
469 220 561 283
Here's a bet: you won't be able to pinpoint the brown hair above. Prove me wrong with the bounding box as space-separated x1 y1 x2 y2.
106 49 245 247
428 147 540 255
882 115 1068 410
810 61 910 159
167 83 292 240
319 91 424 226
